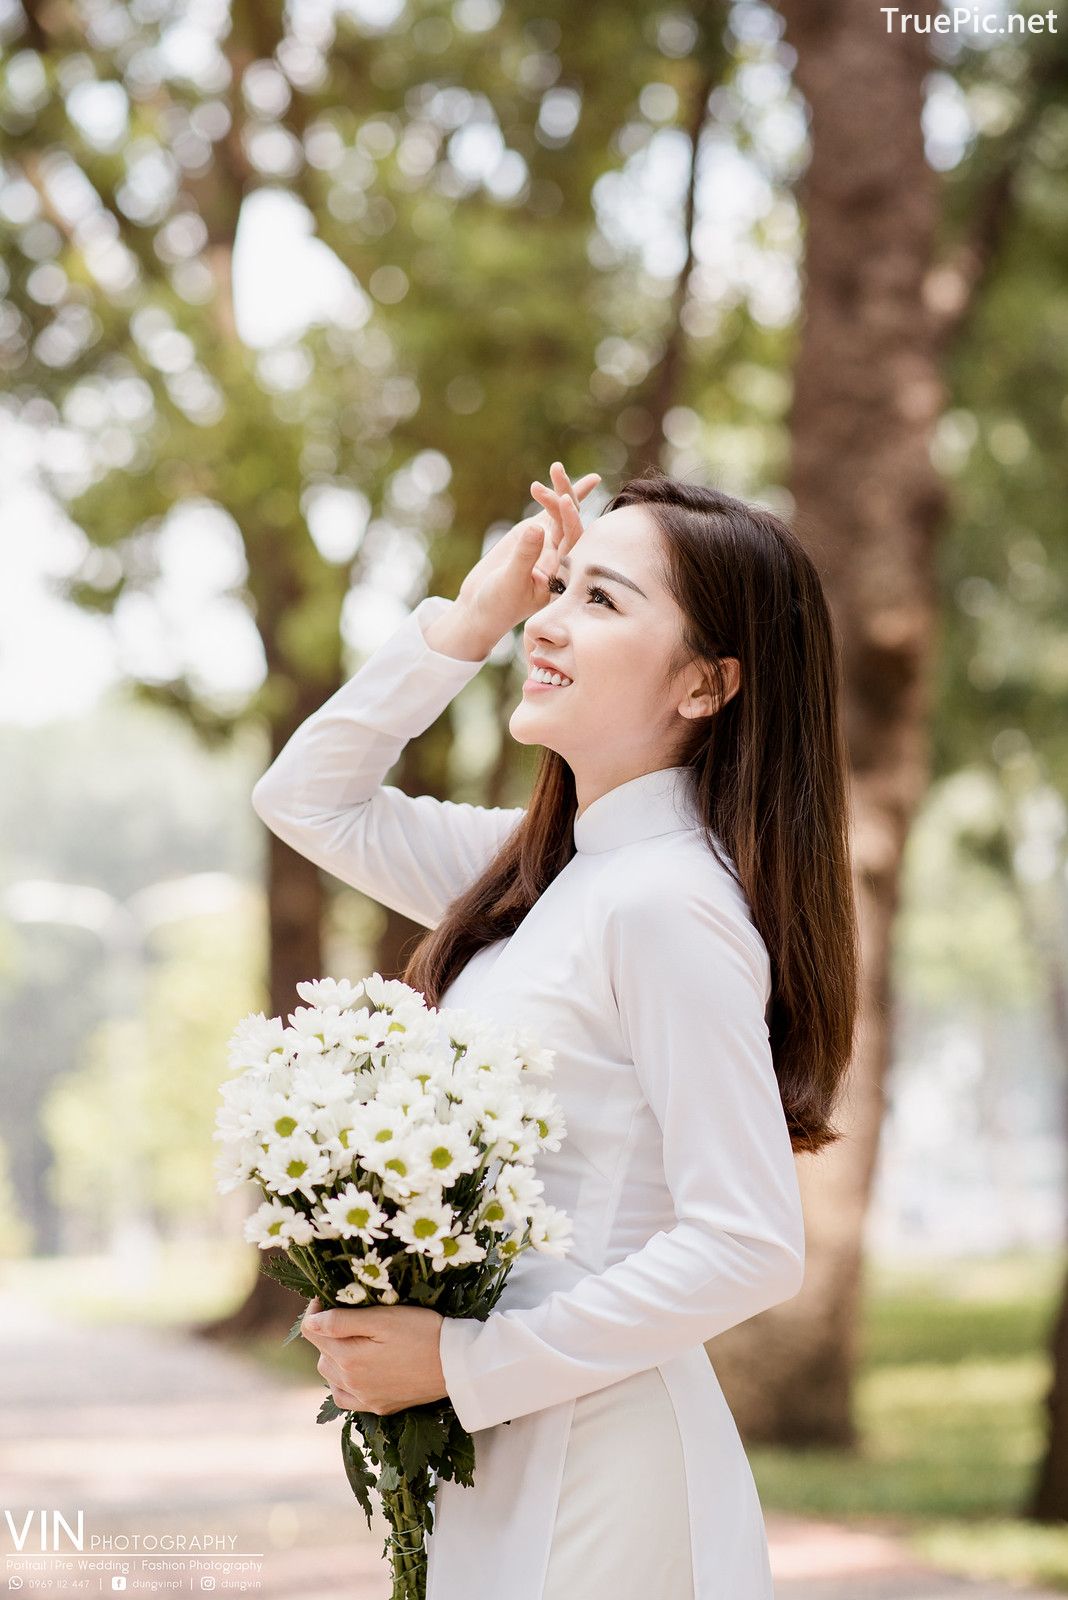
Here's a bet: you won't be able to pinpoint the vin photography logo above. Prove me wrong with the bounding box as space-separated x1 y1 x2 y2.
4 1509 85 1553
3 1510 261 1589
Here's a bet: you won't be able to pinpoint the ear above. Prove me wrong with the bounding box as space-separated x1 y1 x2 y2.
677 657 740 720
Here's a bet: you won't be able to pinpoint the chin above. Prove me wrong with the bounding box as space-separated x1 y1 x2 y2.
508 706 560 752
507 709 538 746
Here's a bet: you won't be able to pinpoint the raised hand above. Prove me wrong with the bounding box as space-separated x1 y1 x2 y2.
451 463 601 650
529 463 593 588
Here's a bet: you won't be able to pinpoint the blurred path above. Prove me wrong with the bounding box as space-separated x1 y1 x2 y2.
0 1291 389 1600
0 1295 1058 1600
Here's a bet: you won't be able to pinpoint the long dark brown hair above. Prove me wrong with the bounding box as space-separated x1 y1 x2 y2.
402 468 859 1155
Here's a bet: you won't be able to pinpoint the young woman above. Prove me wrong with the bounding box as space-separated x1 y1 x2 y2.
252 463 859 1600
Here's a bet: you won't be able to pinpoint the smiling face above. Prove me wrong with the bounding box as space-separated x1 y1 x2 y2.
509 504 735 812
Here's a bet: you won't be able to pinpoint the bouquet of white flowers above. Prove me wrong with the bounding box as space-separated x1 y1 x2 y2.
214 972 573 1600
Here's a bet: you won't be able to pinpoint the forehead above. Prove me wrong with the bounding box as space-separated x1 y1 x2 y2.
560 504 662 587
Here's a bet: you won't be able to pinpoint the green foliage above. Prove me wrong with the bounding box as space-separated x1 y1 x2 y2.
752 1252 1068 1590
0 0 792 781
894 770 1041 1007
932 33 1068 795
341 1413 378 1530
41 896 266 1240
256 1250 318 1300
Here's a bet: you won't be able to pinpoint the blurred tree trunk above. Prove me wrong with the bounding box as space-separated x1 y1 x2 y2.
620 51 724 482
710 0 948 1445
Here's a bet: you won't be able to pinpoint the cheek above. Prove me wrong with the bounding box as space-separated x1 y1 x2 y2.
580 642 663 710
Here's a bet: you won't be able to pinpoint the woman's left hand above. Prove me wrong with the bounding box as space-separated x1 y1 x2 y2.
300 1298 449 1415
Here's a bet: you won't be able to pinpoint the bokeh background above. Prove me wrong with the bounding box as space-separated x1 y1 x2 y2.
1 0 1067 1596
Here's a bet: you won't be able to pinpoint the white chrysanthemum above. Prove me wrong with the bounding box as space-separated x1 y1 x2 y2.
376 1152 435 1206
227 1012 289 1072
406 1121 481 1187
291 1054 354 1109
217 1067 271 1112
466 1037 526 1080
332 1004 383 1056
436 1008 512 1061
466 1084 528 1160
388 1045 450 1087
509 1023 558 1078
252 1091 311 1147
389 1195 455 1255
361 973 427 1013
296 977 366 1010
214 1080 268 1146
527 1203 575 1257
504 1119 542 1166
243 1197 317 1248
434 1007 484 1046
377 1007 438 1056
249 1057 296 1097
473 1190 511 1235
313 1182 391 1244
310 1103 362 1174
521 1088 568 1151
351 1248 399 1303
428 1229 487 1268
292 1002 330 1028
285 1006 351 1057
374 1075 437 1122
214 1145 256 1195
336 1278 370 1305
350 1104 434 1200
493 1161 545 1227
259 1131 333 1200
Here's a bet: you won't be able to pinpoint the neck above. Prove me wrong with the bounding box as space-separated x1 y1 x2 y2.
573 760 687 821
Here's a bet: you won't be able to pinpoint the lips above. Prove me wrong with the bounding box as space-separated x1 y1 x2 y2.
528 656 573 683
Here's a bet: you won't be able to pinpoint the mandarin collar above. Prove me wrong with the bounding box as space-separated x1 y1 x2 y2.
572 765 703 855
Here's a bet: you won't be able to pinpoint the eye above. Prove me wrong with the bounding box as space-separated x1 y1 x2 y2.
545 574 616 610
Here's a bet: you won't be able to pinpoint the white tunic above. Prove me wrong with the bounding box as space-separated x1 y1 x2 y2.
251 595 807 1600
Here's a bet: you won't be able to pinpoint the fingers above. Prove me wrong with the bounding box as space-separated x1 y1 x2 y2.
530 481 584 563
532 465 600 511
301 1298 321 1340
549 460 579 507
318 1351 364 1411
550 461 601 504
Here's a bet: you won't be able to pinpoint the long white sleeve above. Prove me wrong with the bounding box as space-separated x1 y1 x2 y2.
251 596 526 929
437 873 806 1433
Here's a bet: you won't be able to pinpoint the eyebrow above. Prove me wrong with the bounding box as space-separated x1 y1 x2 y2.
556 554 648 600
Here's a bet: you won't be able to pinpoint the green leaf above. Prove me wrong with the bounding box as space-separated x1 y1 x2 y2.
341 1415 377 1530
398 1408 449 1480
406 1276 441 1307
317 1393 344 1424
283 1308 308 1346
258 1250 318 1298
437 1415 476 1487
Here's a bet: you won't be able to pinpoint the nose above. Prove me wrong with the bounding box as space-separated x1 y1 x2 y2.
525 604 568 656
524 611 565 662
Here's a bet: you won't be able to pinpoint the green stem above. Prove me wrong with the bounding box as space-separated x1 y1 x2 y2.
381 1481 426 1600
288 1243 332 1302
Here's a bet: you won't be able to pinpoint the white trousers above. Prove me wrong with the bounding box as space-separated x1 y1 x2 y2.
542 1365 695 1600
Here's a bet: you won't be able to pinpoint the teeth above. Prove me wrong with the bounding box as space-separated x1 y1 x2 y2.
531 666 572 686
